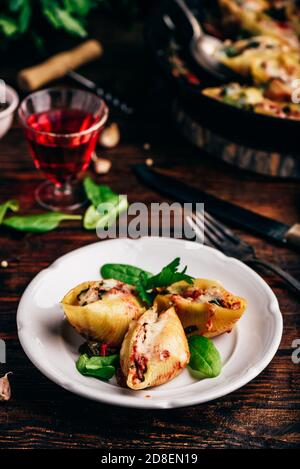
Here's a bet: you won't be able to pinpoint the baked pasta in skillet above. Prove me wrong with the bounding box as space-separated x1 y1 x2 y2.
199 1 300 119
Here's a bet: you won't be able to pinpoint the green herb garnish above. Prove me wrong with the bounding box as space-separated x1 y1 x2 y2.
76 353 118 381
188 335 222 379
101 263 152 287
101 257 193 306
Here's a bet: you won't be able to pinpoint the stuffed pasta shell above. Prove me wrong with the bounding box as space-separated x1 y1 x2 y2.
61 279 145 347
120 307 190 390
154 279 246 338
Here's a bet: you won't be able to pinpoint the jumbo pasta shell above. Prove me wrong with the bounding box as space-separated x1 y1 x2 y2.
61 280 145 347
155 279 246 338
120 307 190 390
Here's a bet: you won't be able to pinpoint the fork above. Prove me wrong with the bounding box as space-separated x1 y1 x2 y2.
186 211 300 296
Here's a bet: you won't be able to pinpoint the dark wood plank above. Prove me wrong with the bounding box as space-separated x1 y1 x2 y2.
0 15 299 450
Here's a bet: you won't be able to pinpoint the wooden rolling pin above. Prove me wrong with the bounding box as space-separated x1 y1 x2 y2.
18 40 103 91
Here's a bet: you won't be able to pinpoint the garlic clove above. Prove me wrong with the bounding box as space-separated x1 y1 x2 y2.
93 157 112 174
99 123 120 148
0 372 12 401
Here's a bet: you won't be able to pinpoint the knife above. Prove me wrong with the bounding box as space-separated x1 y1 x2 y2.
67 70 134 115
133 164 300 248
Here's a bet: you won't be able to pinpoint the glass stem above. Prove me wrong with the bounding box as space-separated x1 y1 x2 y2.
54 181 73 198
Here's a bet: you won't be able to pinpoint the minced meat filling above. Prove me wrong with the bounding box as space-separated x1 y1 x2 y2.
181 287 241 310
77 279 133 306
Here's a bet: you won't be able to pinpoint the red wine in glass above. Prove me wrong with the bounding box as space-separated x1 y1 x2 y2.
19 88 108 211
25 108 100 185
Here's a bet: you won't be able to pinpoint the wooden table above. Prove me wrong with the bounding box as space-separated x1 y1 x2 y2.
0 17 299 450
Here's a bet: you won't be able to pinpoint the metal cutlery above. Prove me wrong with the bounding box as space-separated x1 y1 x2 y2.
187 210 300 296
67 70 134 115
164 0 233 81
133 164 300 249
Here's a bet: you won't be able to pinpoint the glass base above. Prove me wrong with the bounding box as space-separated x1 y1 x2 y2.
35 180 87 211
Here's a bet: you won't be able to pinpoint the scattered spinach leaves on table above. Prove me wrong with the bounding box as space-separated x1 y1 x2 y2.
0 199 19 224
188 335 222 379
3 212 82 233
83 176 128 230
0 176 125 233
101 257 193 306
83 177 119 207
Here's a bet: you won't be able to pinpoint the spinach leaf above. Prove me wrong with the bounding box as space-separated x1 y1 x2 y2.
3 212 82 232
100 263 152 286
83 205 102 230
76 353 89 373
54 8 87 36
9 0 25 12
188 335 222 379
83 177 128 230
42 0 87 37
83 366 115 380
18 0 31 33
101 258 193 306
0 199 19 224
83 176 119 207
83 196 128 230
0 15 18 36
76 353 116 381
63 0 93 16
85 354 119 369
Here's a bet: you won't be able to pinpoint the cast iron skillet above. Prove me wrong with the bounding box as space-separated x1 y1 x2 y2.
145 0 300 155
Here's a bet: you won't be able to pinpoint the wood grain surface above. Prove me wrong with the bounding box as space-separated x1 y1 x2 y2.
0 16 299 450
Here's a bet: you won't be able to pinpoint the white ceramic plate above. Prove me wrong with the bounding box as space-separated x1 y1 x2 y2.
17 237 282 409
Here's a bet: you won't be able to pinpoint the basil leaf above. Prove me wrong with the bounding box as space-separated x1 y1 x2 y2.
0 199 19 224
85 354 119 369
188 336 222 379
3 212 82 232
83 177 119 207
100 263 152 286
83 196 128 230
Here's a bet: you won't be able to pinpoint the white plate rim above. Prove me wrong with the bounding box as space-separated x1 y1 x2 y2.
17 237 283 409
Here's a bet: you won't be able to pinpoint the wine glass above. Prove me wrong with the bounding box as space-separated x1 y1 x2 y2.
19 87 108 211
